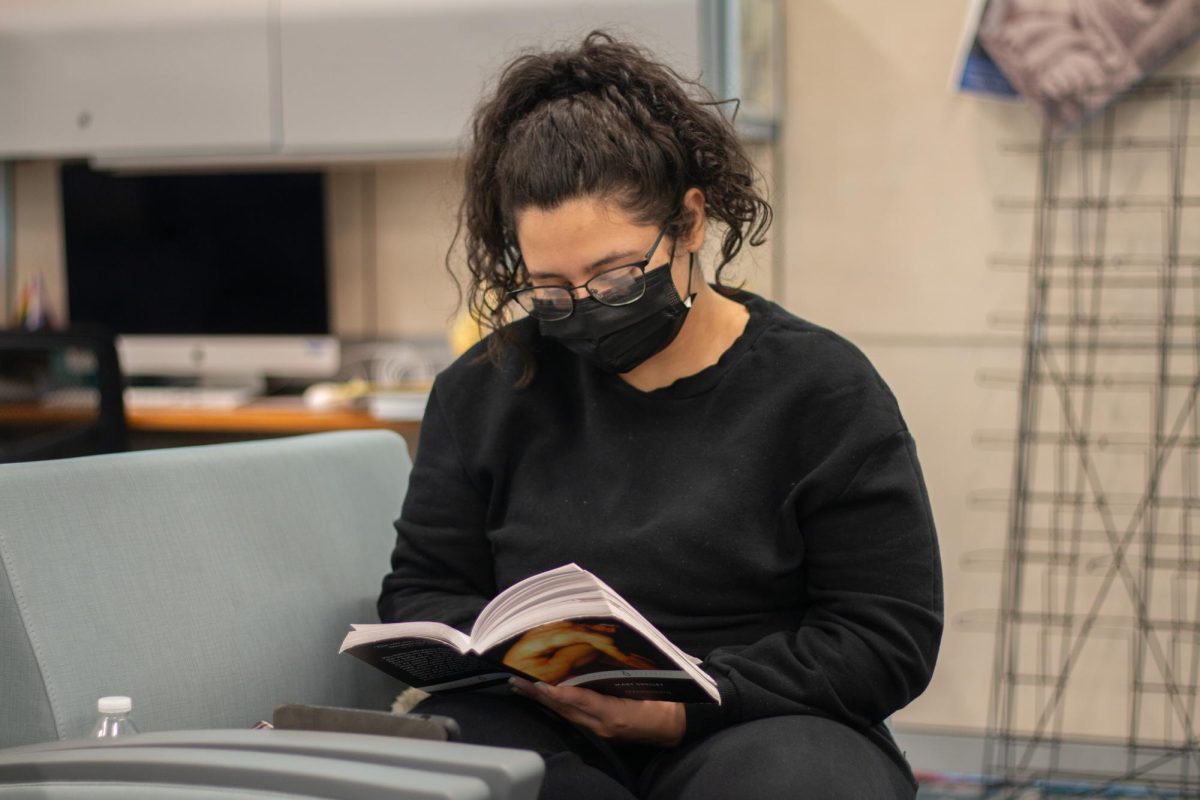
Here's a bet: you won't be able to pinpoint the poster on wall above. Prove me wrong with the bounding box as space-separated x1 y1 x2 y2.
951 0 1021 98
978 0 1200 137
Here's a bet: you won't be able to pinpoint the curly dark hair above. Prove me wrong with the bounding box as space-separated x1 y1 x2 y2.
450 30 773 385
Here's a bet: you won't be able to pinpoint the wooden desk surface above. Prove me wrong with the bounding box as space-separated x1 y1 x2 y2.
3 399 420 437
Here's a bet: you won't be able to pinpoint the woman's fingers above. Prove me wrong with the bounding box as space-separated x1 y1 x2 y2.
509 678 684 745
510 679 612 732
541 683 608 714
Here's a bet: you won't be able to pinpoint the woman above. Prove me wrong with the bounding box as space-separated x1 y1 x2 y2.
378 31 942 800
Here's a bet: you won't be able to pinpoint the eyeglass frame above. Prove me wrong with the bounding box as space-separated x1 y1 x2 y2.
507 227 671 321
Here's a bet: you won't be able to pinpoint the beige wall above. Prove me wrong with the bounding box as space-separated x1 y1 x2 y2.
11 161 66 326
784 1 1200 738
780 0 1037 736
12 1 1200 737
326 162 465 339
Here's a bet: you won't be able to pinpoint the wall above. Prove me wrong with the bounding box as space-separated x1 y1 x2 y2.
326 162 465 339
783 0 1200 737
780 0 1033 736
10 161 66 327
0 164 11 317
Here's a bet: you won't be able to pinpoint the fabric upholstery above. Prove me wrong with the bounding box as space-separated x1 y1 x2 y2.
0 431 410 748
0 744 492 799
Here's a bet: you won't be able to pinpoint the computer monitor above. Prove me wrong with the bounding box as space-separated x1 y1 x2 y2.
60 163 339 385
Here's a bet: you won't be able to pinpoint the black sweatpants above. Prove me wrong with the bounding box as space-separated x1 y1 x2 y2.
414 691 917 800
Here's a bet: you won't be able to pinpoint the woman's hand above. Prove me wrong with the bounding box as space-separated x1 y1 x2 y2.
510 677 685 747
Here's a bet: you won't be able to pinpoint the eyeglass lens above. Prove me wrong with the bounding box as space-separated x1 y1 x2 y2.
518 264 647 320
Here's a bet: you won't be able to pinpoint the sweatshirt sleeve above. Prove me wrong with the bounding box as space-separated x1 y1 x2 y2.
685 428 943 740
377 383 497 631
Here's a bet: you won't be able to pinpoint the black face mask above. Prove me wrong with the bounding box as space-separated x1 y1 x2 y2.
539 253 696 374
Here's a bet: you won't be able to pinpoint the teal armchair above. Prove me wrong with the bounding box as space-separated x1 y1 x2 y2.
0 431 543 799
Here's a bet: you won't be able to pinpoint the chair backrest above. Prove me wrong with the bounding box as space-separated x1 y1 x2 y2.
0 430 410 748
0 326 127 463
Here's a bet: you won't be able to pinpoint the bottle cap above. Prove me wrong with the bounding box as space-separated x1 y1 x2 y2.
97 696 132 715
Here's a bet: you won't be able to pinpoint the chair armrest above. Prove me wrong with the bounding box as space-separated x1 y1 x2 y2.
0 743 490 799
0 730 544 800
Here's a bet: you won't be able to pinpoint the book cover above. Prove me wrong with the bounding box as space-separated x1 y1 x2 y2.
340 565 720 704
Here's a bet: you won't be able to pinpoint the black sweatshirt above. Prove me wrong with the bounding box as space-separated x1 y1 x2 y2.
378 291 943 778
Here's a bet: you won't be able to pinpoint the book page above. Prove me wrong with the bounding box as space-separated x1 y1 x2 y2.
473 563 596 638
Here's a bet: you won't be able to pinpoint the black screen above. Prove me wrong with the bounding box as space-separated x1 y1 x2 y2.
61 163 329 335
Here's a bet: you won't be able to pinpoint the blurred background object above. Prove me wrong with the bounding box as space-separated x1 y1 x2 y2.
0 326 127 463
979 0 1200 137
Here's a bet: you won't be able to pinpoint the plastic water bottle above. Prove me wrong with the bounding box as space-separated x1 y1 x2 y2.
91 696 139 738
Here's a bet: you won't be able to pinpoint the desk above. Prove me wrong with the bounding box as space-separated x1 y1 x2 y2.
2 399 421 452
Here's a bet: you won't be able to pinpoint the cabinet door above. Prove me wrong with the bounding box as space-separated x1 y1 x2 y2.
0 0 275 158
279 0 701 157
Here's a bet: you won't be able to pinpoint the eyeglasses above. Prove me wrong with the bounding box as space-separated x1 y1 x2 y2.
508 228 668 321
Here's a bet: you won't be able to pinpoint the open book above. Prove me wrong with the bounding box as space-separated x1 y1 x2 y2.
340 563 720 704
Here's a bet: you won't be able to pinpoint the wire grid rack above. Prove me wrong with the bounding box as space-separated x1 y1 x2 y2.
978 78 1200 799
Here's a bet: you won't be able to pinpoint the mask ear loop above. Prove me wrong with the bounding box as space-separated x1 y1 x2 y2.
683 251 696 308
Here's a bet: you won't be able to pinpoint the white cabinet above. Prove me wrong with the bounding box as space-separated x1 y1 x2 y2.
0 0 702 161
279 0 491 156
0 0 275 158
278 0 702 157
